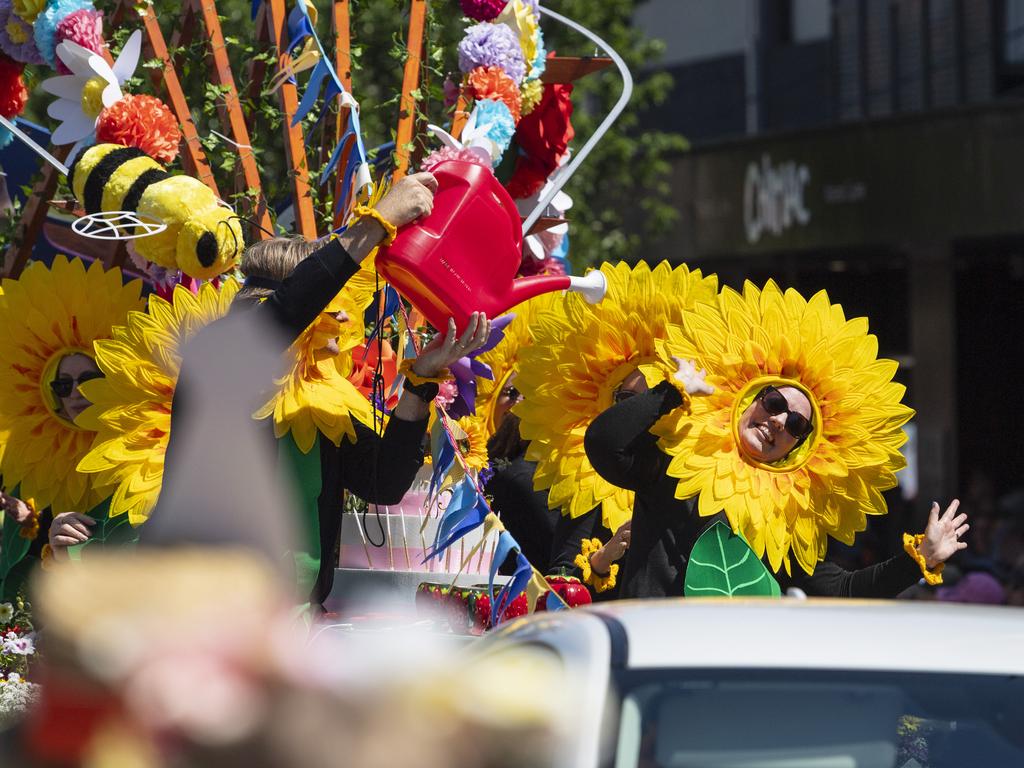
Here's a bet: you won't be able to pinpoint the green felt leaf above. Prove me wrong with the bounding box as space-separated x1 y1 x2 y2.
684 521 781 598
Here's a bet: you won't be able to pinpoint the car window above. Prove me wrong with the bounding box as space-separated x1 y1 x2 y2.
613 669 1024 768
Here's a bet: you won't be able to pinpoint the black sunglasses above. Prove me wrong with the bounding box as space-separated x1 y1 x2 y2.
613 388 637 404
50 371 104 398
756 385 813 441
500 385 521 401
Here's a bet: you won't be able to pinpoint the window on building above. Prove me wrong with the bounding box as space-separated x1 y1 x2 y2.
792 0 831 43
1006 0 1024 62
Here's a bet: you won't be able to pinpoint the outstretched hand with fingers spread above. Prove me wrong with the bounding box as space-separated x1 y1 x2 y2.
918 499 969 569
411 312 492 379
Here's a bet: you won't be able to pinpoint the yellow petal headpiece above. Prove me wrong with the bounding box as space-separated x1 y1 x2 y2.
513 261 719 532
653 280 914 575
77 279 242 526
0 256 144 513
475 292 558 441
79 259 380 526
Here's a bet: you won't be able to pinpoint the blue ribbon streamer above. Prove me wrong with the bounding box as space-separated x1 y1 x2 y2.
280 0 370 214
424 478 488 562
427 429 456 501
493 551 533 627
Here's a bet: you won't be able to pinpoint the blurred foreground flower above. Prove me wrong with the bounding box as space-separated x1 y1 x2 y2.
15 547 580 768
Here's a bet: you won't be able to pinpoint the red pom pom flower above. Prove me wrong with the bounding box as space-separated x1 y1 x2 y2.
0 54 27 118
459 0 506 22
96 94 182 164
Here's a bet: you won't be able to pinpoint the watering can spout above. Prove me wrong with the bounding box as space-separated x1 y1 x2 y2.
504 269 607 312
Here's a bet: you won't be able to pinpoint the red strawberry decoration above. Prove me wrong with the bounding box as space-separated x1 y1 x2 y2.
499 592 529 622
472 591 492 635
539 575 592 610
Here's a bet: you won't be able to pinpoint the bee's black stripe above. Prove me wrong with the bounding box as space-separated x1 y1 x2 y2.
121 169 170 212
82 147 147 214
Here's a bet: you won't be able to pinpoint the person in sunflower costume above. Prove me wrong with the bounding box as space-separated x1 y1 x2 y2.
0 256 144 600
139 173 493 610
584 279 969 599
510 261 720 596
232 236 491 608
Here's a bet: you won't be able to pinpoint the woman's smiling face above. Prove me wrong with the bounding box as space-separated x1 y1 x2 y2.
737 385 812 463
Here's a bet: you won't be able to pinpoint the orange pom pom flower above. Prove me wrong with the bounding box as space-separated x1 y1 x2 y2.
96 94 181 164
467 65 522 123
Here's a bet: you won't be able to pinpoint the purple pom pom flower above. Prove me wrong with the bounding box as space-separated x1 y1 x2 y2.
458 22 526 84
0 0 44 65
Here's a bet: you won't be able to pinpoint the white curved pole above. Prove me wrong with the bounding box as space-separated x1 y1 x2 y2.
522 5 634 236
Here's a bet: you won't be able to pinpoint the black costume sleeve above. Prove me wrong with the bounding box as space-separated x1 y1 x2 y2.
336 416 428 505
781 553 923 598
255 238 361 349
548 506 607 575
584 381 683 491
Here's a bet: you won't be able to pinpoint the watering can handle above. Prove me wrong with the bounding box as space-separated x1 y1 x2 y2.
520 6 635 236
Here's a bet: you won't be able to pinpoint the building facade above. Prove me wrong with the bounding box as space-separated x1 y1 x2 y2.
636 0 1024 520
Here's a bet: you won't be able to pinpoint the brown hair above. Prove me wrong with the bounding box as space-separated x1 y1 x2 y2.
235 236 318 302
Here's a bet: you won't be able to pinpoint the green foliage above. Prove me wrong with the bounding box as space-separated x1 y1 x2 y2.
542 0 688 269
14 0 684 261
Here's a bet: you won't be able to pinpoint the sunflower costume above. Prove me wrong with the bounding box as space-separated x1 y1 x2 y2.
0 256 144 598
513 261 718 533
652 280 915 576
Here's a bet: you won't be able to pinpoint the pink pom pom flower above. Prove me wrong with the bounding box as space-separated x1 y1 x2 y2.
54 9 103 74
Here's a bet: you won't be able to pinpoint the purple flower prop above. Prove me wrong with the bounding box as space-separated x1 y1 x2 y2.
0 0 45 65
458 22 526 84
445 314 515 419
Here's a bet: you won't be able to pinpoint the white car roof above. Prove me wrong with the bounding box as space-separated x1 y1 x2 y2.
568 599 1024 675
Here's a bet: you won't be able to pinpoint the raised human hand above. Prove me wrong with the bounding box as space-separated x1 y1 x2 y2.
918 499 969 569
411 312 491 379
671 356 714 396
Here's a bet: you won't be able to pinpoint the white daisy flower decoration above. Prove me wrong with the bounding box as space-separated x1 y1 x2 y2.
39 29 141 146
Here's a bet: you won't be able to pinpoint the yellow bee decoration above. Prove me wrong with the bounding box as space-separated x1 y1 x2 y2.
68 143 244 280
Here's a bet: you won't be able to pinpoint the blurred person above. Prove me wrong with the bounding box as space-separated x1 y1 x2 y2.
11 321 576 767
936 570 1006 605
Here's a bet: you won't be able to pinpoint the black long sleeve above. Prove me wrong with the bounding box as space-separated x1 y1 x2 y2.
584 381 682 491
336 415 428 506
780 553 922 598
549 506 609 574
311 415 428 606
255 238 361 349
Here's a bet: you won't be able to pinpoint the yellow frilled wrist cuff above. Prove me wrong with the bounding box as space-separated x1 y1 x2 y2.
574 538 618 593
351 205 398 246
903 533 945 586
398 358 451 386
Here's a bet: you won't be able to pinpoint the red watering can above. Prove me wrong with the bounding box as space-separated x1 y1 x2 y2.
376 160 606 332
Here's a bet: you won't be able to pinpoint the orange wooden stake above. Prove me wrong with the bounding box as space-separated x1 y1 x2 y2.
195 0 273 238
265 0 318 239
394 0 428 181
